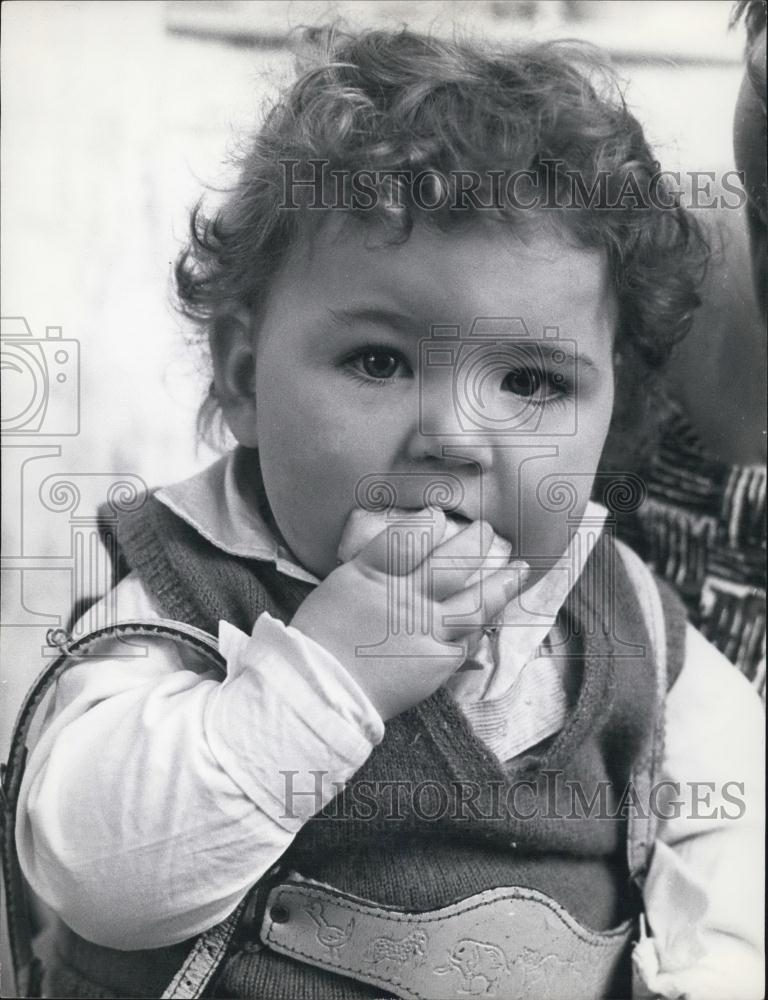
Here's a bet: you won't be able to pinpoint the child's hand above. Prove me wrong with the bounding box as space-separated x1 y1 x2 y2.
290 510 529 721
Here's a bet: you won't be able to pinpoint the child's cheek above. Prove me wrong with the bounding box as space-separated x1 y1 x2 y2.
512 435 607 564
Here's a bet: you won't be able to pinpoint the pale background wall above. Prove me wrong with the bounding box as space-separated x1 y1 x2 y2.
0 0 751 751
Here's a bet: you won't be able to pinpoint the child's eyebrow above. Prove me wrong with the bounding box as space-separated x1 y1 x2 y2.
536 342 600 374
328 306 423 337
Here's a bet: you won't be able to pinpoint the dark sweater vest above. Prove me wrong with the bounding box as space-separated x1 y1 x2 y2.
49 492 688 1000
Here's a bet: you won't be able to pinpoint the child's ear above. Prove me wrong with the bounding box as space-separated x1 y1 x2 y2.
209 311 259 448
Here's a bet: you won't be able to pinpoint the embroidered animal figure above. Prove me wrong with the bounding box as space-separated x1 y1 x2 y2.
304 901 355 961
517 945 572 994
365 928 429 966
435 937 510 996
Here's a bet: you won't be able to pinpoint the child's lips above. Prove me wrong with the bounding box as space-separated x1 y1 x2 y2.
441 510 514 548
369 505 474 527
337 506 515 565
444 510 473 526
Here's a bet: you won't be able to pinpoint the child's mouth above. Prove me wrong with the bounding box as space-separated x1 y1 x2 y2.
444 510 473 527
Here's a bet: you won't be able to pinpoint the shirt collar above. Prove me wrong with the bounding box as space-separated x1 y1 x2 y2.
156 452 320 586
156 451 607 691
486 502 606 697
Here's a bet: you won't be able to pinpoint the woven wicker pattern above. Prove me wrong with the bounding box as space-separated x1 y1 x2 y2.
618 401 766 694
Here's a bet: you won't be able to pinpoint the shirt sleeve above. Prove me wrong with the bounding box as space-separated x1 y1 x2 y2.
16 573 384 951
636 624 765 1000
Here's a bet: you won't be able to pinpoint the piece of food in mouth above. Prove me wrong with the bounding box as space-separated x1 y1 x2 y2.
338 508 512 586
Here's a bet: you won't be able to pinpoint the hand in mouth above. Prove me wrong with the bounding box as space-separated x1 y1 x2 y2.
337 507 513 579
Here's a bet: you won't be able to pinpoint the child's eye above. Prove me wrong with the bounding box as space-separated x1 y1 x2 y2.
501 366 568 405
502 366 542 397
361 351 401 379
344 347 412 384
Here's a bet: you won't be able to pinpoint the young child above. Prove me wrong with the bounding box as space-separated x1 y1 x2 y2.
10 27 764 1000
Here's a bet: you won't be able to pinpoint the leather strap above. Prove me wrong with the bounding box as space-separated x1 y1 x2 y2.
615 543 669 888
160 899 247 1000
259 873 633 1000
1 620 225 999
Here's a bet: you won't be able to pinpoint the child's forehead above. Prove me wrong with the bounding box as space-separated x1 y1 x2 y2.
280 213 616 334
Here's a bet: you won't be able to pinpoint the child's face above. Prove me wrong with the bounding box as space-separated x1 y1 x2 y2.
236 218 616 580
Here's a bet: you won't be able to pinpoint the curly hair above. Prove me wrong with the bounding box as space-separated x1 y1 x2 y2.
730 0 767 43
176 27 708 463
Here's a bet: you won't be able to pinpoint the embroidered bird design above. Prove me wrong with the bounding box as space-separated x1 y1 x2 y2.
305 901 355 961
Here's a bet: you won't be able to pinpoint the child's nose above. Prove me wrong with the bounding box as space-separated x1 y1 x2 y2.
407 381 495 470
417 377 464 438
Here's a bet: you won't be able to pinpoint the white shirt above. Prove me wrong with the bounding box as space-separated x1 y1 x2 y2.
16 454 765 999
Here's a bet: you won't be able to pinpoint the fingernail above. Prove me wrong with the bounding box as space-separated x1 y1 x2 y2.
503 560 530 599
508 559 530 575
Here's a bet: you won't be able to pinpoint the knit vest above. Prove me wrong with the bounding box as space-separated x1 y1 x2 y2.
48 491 688 1000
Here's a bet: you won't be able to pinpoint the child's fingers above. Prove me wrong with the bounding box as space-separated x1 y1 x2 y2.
437 561 531 637
336 509 390 565
428 520 497 600
349 508 449 577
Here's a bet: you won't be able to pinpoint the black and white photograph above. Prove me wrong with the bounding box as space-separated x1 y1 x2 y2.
1 1 765 998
